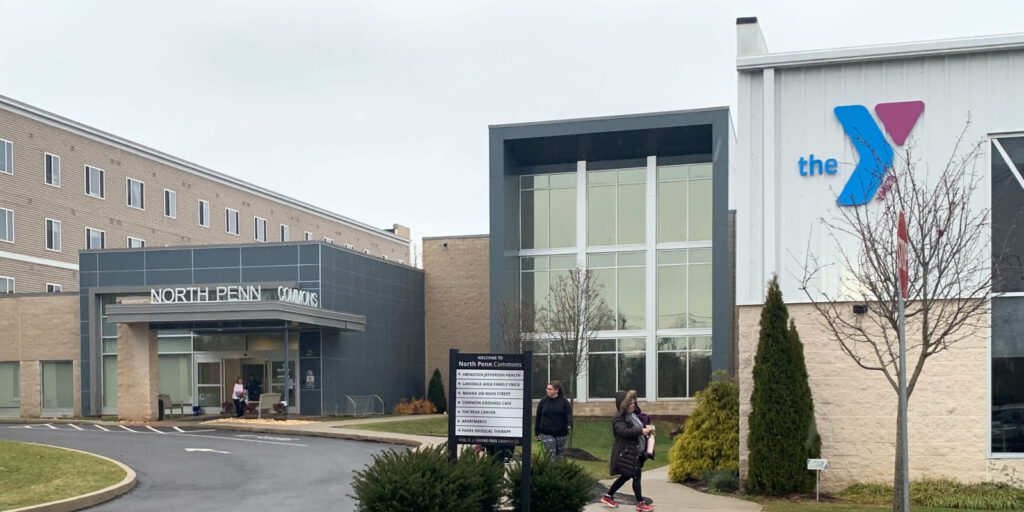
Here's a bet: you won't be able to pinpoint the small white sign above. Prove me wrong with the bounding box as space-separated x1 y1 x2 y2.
807 458 829 470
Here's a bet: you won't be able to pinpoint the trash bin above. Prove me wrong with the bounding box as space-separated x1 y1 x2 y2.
193 406 202 416
158 398 165 421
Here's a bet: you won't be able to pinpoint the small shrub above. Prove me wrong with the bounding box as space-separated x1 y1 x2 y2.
393 397 438 415
837 482 891 505
839 479 1024 510
704 469 739 493
350 444 503 512
428 368 447 413
507 452 595 512
668 371 739 481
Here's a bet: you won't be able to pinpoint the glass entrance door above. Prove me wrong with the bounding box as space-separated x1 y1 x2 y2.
195 357 222 414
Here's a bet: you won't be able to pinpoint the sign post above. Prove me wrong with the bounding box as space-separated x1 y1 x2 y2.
448 350 532 512
896 212 910 512
807 458 829 501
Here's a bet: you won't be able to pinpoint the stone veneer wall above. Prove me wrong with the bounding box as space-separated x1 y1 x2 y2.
423 236 490 390
738 302 1024 491
0 294 81 417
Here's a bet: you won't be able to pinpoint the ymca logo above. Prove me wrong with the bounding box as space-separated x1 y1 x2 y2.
799 101 924 206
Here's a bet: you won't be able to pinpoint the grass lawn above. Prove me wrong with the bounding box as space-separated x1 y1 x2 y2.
0 440 126 510
350 415 678 480
753 498 989 512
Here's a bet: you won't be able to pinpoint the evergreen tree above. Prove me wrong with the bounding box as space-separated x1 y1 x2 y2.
427 368 447 414
747 276 818 495
668 371 739 481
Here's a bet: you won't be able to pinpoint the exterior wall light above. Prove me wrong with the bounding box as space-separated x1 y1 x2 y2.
852 304 868 315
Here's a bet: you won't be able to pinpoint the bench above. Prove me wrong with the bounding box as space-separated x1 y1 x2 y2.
257 392 281 419
158 394 185 418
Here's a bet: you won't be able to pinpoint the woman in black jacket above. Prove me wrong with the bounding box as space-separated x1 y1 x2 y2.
600 390 654 511
534 380 572 458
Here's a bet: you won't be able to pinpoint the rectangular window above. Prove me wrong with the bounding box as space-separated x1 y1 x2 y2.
531 340 575 399
589 338 647 399
520 255 577 332
127 237 145 248
993 136 1024 292
254 217 267 242
587 167 646 246
225 208 239 235
164 190 176 218
45 219 61 252
41 361 74 410
86 228 105 250
85 165 105 198
0 139 11 174
344 243 354 250
304 231 312 241
126 178 145 209
657 248 712 329
46 283 62 293
280 224 289 242
657 163 712 243
520 173 577 249
657 336 712 398
44 153 60 187
324 237 334 244
198 200 210 227
587 252 645 330
0 276 13 294
0 207 12 242
0 361 18 409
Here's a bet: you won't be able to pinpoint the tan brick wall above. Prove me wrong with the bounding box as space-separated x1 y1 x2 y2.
115 322 159 422
0 105 410 293
423 236 490 391
737 302 1024 491
0 294 80 417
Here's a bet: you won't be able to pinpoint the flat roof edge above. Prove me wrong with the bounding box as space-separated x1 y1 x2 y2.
489 106 730 130
737 32 1024 71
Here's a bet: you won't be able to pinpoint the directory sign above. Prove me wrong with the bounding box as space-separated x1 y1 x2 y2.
448 351 530 447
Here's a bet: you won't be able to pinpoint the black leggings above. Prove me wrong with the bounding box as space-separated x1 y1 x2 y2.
608 458 644 501
233 398 244 417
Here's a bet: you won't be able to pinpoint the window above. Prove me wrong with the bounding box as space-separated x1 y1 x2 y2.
344 243 354 250
254 217 267 242
520 255 576 331
657 163 712 243
588 252 645 330
85 165 104 198
397 259 406 265
382 254 390 261
520 173 576 249
531 340 574 399
0 139 11 174
304 231 312 241
127 237 145 248
0 276 13 294
657 249 712 329
0 362 18 409
42 361 73 411
198 200 210 227
158 331 194 406
86 228 105 250
45 219 61 252
589 338 647 399
225 208 239 235
44 153 60 187
126 178 145 209
324 237 334 244
164 190 176 218
363 249 372 255
657 336 711 398
46 283 62 293
280 224 289 242
588 167 645 246
0 207 12 242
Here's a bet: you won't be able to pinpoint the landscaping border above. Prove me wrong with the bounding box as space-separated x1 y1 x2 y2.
7 444 136 512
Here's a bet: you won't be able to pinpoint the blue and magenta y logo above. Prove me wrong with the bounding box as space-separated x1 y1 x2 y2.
799 101 924 206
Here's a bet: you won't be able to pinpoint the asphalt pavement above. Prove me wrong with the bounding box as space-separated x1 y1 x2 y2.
0 422 399 511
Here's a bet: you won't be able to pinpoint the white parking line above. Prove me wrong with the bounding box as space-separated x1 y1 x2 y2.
95 425 110 431
119 425 136 433
146 426 165 434
69 424 84 431
172 427 185 433
43 424 57 430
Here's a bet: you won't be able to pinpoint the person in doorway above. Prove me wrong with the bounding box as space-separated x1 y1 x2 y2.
246 373 261 402
232 377 245 418
535 380 572 459
600 390 654 511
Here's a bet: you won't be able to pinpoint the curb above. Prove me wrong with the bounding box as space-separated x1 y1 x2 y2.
199 423 432 448
7 444 137 512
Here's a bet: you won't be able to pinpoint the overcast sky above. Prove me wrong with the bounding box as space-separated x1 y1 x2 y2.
4 1 1023 251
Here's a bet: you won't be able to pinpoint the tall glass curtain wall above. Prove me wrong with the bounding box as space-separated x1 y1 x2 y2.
520 161 713 400
992 136 1024 453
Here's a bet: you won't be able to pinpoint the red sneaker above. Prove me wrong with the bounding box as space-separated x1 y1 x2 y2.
636 502 654 511
600 495 619 508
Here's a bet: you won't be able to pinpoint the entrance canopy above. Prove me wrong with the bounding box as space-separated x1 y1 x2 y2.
105 301 366 331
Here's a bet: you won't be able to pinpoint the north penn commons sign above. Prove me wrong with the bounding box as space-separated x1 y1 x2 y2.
150 284 319 308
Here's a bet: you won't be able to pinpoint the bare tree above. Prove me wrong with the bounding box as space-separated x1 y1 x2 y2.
497 298 535 353
538 267 613 407
799 121 995 512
